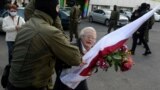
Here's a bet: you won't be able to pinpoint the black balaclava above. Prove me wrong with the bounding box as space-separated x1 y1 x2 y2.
70 0 76 7
113 5 117 11
146 4 150 10
140 3 147 10
35 0 59 20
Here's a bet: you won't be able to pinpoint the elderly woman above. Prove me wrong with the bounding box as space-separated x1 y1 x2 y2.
77 27 97 55
53 27 97 90
2 4 25 64
75 27 97 90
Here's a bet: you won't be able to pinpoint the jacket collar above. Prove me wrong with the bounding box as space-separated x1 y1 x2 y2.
33 10 54 25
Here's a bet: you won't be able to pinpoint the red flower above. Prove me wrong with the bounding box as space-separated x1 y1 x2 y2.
121 57 133 72
96 58 109 70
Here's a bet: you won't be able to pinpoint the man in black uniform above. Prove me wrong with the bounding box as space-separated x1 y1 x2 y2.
130 3 151 56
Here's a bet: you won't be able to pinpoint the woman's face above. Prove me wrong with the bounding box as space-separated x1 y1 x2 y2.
9 8 17 17
81 30 97 50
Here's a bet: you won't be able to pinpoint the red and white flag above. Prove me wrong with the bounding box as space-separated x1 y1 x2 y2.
60 6 159 89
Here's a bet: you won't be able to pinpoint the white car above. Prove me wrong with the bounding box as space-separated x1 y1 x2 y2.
120 10 132 20
89 9 129 26
154 12 160 22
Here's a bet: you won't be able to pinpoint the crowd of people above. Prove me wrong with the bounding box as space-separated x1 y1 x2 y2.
1 0 154 90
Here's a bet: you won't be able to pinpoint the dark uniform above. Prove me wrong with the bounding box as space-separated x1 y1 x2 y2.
107 5 120 33
130 3 151 55
143 14 154 43
144 4 155 42
69 4 80 42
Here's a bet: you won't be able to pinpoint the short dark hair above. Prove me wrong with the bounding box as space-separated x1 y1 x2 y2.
8 4 17 10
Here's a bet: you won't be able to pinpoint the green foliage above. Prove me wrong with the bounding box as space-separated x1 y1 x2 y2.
104 48 130 72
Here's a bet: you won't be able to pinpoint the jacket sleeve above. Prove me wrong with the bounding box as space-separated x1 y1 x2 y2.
43 27 82 66
2 18 16 32
53 16 63 31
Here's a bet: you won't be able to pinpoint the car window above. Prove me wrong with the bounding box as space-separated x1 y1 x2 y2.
99 10 104 14
94 10 100 13
59 11 68 19
17 8 24 18
104 10 111 15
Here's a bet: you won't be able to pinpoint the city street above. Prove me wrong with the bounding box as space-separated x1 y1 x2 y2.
0 19 160 90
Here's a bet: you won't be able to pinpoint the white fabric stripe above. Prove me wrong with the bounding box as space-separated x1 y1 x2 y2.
60 6 160 89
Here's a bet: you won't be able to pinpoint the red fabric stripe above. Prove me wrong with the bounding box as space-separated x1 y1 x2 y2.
80 39 128 76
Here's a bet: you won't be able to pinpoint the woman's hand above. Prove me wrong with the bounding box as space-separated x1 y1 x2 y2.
79 61 87 67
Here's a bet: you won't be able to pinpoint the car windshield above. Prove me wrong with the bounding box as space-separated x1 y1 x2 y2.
60 7 71 15
60 10 70 16
103 10 111 13
125 11 132 15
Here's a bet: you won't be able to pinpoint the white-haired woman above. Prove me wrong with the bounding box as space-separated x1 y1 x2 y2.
75 27 97 90
53 27 97 90
78 27 97 55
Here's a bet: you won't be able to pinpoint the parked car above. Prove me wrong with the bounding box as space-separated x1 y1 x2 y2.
60 7 71 14
120 10 132 21
154 12 160 22
89 9 129 26
59 9 70 30
0 7 24 33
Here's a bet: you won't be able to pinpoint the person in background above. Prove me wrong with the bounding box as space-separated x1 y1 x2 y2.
130 7 141 47
53 27 97 90
137 3 155 45
144 3 155 43
107 5 120 33
6 0 83 90
69 0 80 42
130 3 151 56
2 4 25 64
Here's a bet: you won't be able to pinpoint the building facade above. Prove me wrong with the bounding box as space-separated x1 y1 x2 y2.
89 0 160 13
59 0 90 18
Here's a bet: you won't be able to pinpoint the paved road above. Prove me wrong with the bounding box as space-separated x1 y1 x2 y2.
0 19 160 90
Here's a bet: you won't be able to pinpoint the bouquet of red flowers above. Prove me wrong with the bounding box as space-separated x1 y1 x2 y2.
96 45 134 72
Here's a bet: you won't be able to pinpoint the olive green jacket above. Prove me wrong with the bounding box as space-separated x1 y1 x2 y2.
110 10 120 21
9 10 82 88
70 5 80 22
24 0 63 30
